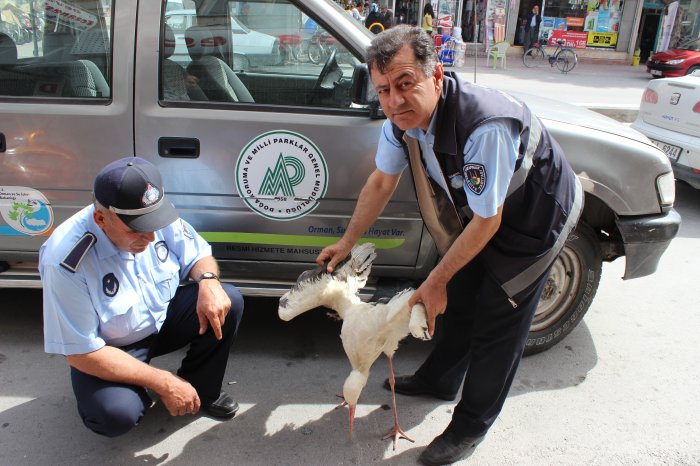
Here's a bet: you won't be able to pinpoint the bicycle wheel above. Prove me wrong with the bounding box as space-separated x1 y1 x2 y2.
308 44 323 64
555 49 577 73
523 47 545 68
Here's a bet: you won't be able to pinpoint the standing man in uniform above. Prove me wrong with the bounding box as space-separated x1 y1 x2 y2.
524 4 542 51
40 157 245 437
316 26 582 465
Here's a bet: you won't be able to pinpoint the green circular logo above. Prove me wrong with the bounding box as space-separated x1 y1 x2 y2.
235 131 328 220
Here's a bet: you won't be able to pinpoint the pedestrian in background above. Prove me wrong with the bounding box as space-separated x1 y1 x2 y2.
422 3 434 35
524 4 542 51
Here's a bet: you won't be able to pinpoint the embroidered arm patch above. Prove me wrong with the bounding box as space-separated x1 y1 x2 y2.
464 163 487 195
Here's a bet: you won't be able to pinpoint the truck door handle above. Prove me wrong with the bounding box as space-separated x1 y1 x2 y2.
0 133 5 153
158 137 200 158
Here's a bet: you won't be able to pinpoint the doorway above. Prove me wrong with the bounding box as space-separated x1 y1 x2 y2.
637 8 662 63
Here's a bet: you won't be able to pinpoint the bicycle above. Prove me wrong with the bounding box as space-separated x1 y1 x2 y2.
523 40 578 73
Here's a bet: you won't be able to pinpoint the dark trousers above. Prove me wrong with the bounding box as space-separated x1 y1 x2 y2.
524 27 539 50
70 283 244 437
415 256 549 438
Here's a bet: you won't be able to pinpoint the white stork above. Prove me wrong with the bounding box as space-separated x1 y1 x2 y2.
278 242 431 449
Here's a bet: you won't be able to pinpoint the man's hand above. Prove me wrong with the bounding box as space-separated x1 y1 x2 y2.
160 373 201 416
316 240 353 273
196 279 231 340
408 274 448 337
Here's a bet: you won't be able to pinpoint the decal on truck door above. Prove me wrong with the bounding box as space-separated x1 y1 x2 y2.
0 187 54 236
236 130 328 221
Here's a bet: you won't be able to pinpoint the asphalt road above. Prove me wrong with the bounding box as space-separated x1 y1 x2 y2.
1 181 699 465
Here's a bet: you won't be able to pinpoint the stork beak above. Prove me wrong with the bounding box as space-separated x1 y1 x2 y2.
348 404 356 440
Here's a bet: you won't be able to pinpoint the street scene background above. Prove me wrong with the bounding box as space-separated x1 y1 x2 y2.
1 61 699 465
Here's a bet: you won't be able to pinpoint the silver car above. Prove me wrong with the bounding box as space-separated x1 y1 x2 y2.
0 0 679 355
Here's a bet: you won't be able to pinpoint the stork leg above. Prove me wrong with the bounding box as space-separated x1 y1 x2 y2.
382 355 414 450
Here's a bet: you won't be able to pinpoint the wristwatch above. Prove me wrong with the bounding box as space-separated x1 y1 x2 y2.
197 272 220 282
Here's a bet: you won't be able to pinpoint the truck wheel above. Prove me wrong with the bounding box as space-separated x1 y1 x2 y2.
524 223 602 356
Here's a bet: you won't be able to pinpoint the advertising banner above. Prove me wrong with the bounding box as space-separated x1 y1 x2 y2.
550 30 588 48
586 31 618 47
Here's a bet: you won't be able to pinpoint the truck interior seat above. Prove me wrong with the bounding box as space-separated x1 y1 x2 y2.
184 25 253 103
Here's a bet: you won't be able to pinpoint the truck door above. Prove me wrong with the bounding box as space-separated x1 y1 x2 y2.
0 0 134 255
134 0 429 284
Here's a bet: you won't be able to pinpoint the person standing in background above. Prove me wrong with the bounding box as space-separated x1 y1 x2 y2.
524 4 542 51
422 3 434 35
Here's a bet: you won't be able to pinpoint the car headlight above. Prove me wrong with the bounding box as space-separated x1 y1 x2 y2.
666 58 686 65
657 172 676 206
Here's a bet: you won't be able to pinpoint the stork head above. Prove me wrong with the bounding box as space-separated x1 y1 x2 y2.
278 243 377 321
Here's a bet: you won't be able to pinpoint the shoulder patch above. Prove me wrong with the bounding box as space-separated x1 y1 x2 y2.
180 219 193 240
464 163 487 195
60 232 97 273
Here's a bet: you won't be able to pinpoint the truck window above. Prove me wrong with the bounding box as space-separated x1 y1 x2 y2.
161 0 363 110
0 0 111 99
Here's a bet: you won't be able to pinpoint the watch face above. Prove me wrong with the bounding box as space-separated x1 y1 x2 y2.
199 272 218 281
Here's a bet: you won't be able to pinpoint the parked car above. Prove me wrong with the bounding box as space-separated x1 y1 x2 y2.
165 8 281 69
647 37 700 78
0 0 679 355
632 70 700 189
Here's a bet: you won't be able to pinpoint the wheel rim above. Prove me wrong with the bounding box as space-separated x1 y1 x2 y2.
530 245 582 331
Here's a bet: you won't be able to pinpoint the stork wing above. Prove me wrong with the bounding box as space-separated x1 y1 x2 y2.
332 242 376 288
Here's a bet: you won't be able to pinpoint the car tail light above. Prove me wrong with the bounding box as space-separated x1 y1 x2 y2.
693 101 700 113
643 88 658 104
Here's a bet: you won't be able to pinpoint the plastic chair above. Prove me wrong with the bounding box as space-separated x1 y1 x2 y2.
486 41 509 69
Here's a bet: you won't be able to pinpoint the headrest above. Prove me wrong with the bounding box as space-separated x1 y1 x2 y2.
185 26 226 61
0 33 18 65
163 24 176 59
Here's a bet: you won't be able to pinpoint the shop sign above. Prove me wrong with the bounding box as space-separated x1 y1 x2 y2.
566 17 584 27
587 31 618 48
549 30 588 49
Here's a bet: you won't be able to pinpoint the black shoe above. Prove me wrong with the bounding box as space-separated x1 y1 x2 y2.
202 392 239 419
418 429 484 465
383 375 457 401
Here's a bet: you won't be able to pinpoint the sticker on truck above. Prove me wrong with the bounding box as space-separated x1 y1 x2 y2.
235 130 328 221
0 187 54 236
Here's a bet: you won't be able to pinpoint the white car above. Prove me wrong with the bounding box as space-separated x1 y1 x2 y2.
632 70 700 189
165 9 281 69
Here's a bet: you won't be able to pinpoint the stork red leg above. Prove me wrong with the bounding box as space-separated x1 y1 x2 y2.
382 355 414 450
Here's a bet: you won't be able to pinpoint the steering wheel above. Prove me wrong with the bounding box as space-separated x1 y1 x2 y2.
313 48 339 92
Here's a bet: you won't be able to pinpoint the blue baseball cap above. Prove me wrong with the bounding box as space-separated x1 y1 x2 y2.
94 157 179 232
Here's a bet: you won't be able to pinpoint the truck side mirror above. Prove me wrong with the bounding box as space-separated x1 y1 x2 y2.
351 63 384 119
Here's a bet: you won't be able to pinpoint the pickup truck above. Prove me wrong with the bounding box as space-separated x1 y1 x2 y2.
0 0 680 354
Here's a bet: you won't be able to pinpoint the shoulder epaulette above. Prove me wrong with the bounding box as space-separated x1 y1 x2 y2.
60 232 97 273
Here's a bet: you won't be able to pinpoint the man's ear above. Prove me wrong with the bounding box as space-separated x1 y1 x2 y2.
433 62 444 92
93 207 107 229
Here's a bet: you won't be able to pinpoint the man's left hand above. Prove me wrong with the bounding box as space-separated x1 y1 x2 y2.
408 275 448 337
196 280 231 340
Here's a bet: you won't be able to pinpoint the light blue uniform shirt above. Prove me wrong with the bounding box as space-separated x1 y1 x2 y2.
376 116 520 218
39 205 212 355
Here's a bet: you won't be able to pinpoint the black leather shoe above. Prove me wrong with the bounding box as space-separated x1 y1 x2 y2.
418 429 484 465
383 375 457 401
202 392 239 419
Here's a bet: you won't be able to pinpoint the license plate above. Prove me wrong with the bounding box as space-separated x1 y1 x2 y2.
650 139 682 161
650 69 662 76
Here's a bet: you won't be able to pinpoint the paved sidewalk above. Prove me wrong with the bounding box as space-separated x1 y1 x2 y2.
450 55 651 121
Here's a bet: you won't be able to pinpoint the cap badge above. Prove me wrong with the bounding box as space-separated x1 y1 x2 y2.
142 184 160 207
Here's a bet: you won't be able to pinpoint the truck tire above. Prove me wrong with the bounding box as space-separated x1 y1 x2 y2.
524 223 602 355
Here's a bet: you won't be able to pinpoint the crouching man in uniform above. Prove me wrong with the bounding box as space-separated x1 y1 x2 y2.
39 157 244 437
